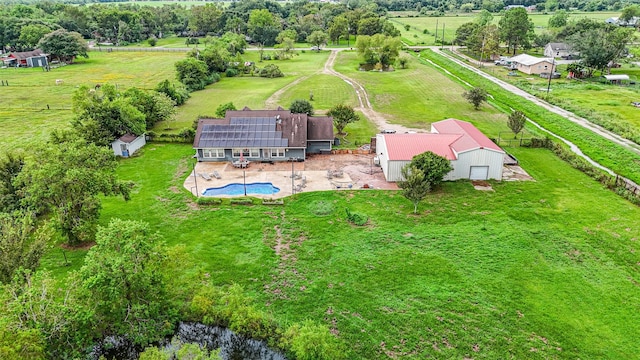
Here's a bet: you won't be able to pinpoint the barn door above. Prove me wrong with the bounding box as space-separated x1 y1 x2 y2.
469 166 489 180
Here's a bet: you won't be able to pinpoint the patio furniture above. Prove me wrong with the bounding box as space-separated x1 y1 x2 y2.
212 171 221 179
200 173 212 180
232 160 250 168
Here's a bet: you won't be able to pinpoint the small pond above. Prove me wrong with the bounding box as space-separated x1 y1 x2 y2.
202 182 280 197
91 322 286 360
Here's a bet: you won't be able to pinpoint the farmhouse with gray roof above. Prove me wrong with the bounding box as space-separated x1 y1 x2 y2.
193 108 334 162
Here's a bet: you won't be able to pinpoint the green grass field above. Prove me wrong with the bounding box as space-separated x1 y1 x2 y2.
0 51 179 153
333 51 511 136
393 12 619 46
37 142 640 359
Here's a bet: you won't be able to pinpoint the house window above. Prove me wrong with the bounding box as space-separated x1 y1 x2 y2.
270 148 286 158
203 148 225 158
232 148 259 158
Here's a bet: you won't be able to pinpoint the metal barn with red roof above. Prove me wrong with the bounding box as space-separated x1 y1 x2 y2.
376 119 505 182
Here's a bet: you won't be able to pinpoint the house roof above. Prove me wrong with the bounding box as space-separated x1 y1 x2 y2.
383 134 461 161
510 54 553 66
431 119 504 153
382 119 503 161
546 42 570 51
193 109 333 149
9 49 45 61
117 133 139 143
307 116 334 141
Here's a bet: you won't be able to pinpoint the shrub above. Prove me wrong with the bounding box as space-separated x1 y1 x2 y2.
225 68 239 77
147 36 157 47
281 320 346 360
259 64 283 78
196 197 222 206
309 200 334 216
345 208 368 226
185 37 199 45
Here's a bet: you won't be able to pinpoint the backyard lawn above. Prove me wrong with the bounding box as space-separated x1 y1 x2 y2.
38 142 640 359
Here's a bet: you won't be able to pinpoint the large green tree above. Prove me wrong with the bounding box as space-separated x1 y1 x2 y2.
37 29 88 63
188 3 222 35
410 151 453 190
79 219 177 345
0 214 48 284
306 30 328 51
72 84 147 146
498 7 534 55
327 104 359 135
247 9 281 46
16 139 131 245
175 57 214 91
567 26 635 75
0 153 25 213
355 34 401 68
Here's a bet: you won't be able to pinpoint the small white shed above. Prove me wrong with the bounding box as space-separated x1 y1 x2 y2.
111 134 146 157
376 119 505 182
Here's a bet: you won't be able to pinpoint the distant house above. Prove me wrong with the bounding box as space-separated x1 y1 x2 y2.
3 49 48 67
112 134 146 157
376 119 505 182
504 4 536 11
544 43 575 59
510 54 555 75
193 108 334 162
605 17 639 27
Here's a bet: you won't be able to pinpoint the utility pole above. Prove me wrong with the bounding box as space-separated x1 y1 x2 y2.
546 57 555 96
434 19 438 45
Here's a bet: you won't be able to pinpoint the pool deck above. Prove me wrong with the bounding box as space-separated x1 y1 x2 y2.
183 154 396 199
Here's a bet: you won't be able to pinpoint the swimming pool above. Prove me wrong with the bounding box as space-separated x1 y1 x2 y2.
202 182 280 197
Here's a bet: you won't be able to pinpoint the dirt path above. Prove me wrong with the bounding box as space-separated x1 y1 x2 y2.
264 75 311 109
322 50 419 133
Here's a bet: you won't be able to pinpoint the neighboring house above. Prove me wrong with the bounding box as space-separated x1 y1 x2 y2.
504 4 536 11
3 49 48 67
509 54 555 75
112 134 146 157
544 42 575 59
606 17 639 27
376 119 505 182
193 108 334 162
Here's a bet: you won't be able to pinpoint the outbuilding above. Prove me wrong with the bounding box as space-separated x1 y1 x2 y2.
111 134 146 157
376 119 505 182
509 54 555 75
602 74 631 85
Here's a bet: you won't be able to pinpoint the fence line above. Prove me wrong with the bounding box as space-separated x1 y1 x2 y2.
90 47 191 53
615 175 640 195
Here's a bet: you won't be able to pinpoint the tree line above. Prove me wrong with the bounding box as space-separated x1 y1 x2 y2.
0 0 402 52
455 6 637 76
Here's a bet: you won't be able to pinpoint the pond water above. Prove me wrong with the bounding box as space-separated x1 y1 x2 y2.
90 322 287 360
202 182 280 196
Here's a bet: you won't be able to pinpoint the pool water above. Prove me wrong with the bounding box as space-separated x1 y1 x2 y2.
202 182 280 196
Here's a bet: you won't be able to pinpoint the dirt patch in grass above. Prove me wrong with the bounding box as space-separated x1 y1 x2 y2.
61 241 96 251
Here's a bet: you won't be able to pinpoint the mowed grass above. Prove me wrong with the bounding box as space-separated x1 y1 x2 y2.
157 51 332 131
333 51 510 136
277 74 359 112
393 12 619 46
0 51 179 152
39 142 640 359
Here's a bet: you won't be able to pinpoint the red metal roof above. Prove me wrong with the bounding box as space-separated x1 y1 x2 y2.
383 134 462 161
431 119 503 153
